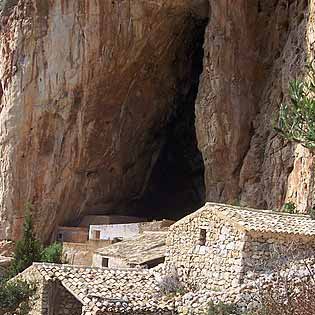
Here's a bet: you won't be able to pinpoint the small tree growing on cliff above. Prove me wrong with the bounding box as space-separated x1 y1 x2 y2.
8 210 42 277
275 62 315 149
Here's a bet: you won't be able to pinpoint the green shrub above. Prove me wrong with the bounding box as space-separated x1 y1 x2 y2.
308 206 315 220
207 301 240 315
275 62 315 149
283 202 296 214
8 207 64 278
0 279 35 315
40 242 63 264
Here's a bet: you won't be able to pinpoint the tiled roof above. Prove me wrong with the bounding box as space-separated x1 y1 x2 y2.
95 231 167 265
32 263 174 314
172 203 315 236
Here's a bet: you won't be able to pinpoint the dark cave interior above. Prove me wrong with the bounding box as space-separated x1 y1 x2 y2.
127 16 208 221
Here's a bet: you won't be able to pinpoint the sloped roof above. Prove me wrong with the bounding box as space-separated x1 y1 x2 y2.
31 263 173 314
171 203 315 236
95 231 167 265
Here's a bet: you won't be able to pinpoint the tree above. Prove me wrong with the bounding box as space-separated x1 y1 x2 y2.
8 211 42 277
0 280 35 315
275 62 315 149
40 242 63 264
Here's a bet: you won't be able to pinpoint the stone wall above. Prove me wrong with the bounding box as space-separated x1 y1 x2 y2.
63 240 111 266
79 215 146 228
53 282 83 315
18 266 49 315
242 232 315 283
19 266 83 315
89 223 140 241
92 253 128 268
165 211 245 291
56 227 89 243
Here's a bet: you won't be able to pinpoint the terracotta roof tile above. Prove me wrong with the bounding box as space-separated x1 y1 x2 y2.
32 263 173 314
172 203 315 236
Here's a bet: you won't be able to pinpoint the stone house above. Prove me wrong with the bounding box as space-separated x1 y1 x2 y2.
21 263 174 315
165 203 315 291
89 220 174 241
93 231 167 268
56 226 89 243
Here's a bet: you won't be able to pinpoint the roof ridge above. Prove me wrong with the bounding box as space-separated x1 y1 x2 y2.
32 262 150 272
206 202 312 219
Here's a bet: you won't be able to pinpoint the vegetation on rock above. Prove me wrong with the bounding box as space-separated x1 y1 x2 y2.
0 207 63 314
206 301 240 315
276 62 315 149
8 211 42 277
282 201 297 214
40 242 63 264
8 208 63 277
0 279 35 315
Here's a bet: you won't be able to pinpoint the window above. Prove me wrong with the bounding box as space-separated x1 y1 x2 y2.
94 230 101 240
102 257 109 267
198 229 207 246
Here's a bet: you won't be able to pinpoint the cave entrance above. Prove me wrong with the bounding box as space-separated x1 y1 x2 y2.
129 16 208 221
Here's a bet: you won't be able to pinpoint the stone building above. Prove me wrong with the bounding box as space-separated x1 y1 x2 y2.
165 203 315 291
89 220 174 241
93 231 167 268
21 263 174 315
56 226 89 243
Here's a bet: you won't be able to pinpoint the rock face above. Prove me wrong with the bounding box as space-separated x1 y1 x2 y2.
0 0 315 241
196 0 315 211
0 0 208 240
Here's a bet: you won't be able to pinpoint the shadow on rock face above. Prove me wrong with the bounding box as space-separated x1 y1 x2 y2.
189 0 210 19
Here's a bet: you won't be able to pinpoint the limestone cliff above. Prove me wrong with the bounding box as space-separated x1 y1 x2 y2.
196 0 315 211
0 0 314 241
0 0 208 240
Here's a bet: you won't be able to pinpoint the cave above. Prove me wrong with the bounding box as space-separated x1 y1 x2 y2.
127 16 209 221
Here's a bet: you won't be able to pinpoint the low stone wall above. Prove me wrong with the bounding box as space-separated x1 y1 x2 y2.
242 232 315 283
79 215 146 227
165 210 245 291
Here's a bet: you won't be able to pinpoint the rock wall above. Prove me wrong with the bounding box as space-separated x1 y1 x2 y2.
196 0 315 210
0 0 315 241
0 0 208 240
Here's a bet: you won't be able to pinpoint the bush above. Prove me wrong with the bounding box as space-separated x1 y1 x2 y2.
40 242 63 264
8 207 64 278
275 62 315 149
308 206 315 220
158 270 185 295
255 278 315 315
207 301 240 315
0 279 35 315
283 202 297 214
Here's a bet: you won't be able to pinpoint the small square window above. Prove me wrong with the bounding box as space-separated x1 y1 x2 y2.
102 258 109 267
199 229 207 246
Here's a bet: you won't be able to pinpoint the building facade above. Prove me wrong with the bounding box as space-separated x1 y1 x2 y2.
165 203 315 291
